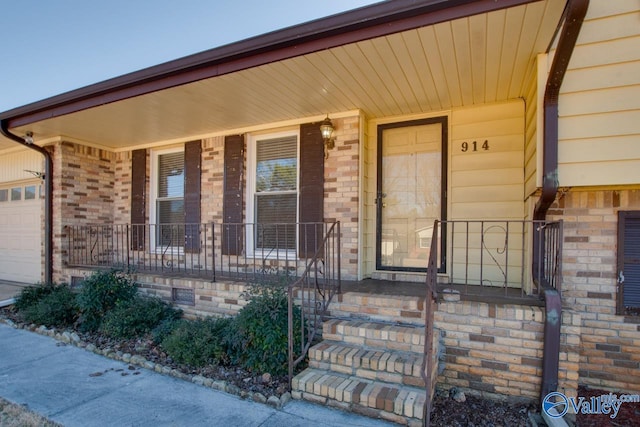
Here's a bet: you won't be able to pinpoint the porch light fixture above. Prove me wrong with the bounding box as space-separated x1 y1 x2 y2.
319 115 335 158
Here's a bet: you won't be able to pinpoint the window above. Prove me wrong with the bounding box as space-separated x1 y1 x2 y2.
152 148 184 247
618 211 640 316
0 189 7 202
248 131 298 254
25 185 36 200
11 187 21 201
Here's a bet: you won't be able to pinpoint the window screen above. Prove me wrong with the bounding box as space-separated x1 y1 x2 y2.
156 151 184 246
255 135 297 250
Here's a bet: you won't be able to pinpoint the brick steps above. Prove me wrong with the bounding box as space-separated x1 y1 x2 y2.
309 341 425 388
292 317 433 425
323 318 425 352
292 368 427 426
326 292 426 325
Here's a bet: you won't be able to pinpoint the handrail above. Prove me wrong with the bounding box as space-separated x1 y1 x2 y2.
287 221 341 386
421 220 439 427
420 219 563 425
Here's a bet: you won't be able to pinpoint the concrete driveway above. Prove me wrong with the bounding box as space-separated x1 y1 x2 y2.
0 280 29 305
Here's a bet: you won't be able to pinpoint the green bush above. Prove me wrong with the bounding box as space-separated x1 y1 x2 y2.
161 317 232 367
19 284 78 328
76 270 138 332
151 317 181 344
14 284 55 312
230 284 302 376
99 295 181 339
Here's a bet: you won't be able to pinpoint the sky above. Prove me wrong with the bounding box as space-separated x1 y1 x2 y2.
0 0 380 113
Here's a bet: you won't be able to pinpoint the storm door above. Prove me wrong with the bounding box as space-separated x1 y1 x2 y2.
376 117 447 271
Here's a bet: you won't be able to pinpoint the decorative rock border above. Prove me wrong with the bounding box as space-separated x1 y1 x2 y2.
0 317 292 409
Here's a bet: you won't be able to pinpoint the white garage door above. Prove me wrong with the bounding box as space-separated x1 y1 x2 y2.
0 183 42 283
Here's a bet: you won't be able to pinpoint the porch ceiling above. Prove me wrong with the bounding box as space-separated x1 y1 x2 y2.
0 0 566 151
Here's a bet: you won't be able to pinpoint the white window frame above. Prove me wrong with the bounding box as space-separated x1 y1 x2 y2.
150 146 185 253
246 129 300 258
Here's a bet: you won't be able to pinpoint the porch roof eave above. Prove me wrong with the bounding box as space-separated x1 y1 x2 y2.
0 0 563 151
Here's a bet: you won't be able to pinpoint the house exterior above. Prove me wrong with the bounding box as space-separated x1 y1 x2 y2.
1 0 639 423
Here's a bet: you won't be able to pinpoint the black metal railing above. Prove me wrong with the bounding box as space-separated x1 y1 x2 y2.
421 219 563 425
287 221 341 386
425 219 563 297
65 222 335 284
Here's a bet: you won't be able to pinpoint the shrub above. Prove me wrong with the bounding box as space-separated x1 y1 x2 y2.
99 295 181 339
151 317 181 344
14 284 55 312
230 284 302 376
19 284 78 328
76 270 138 332
161 317 232 367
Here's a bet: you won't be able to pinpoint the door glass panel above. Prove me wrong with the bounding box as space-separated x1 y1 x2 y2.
379 123 442 270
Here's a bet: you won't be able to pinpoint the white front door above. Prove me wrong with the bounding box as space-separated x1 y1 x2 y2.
376 118 447 271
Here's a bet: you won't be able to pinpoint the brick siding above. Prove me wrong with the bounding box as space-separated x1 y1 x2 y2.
435 300 581 400
549 189 640 393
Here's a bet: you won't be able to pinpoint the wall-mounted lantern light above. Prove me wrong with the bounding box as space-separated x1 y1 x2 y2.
319 115 335 158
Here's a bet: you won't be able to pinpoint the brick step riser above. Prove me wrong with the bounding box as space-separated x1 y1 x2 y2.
327 302 425 325
322 319 426 351
292 368 427 425
309 359 425 387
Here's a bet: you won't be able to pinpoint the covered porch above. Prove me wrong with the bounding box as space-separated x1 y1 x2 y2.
1 0 579 424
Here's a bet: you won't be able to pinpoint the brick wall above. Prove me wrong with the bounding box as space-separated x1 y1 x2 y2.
435 300 581 401
325 116 360 280
548 189 640 393
113 150 147 224
52 141 116 282
201 136 225 223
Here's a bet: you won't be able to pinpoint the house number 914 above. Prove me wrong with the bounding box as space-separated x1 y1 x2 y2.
461 140 489 152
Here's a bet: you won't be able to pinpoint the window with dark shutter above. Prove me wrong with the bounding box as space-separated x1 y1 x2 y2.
299 122 324 258
156 150 184 247
255 134 298 251
131 149 146 250
618 211 640 315
223 135 244 255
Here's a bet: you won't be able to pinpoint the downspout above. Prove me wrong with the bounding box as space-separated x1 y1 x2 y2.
0 121 53 285
534 0 589 404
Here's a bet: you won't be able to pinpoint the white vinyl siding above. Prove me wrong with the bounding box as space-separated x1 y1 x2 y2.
450 100 525 221
557 4 640 187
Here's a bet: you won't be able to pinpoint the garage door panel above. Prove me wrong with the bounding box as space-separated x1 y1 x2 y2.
0 186 42 284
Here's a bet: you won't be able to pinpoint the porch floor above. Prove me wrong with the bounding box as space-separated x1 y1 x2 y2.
341 279 544 307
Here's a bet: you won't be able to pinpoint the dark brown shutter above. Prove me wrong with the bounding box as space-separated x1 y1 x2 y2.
131 149 147 250
184 140 201 252
299 122 325 258
223 135 244 255
618 211 640 314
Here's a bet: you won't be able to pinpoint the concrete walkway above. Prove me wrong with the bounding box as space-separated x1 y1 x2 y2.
0 324 396 427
